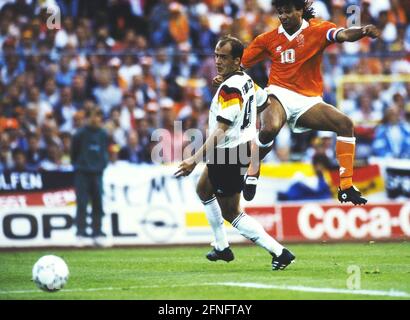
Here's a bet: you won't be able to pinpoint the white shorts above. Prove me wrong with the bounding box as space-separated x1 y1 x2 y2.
265 85 323 133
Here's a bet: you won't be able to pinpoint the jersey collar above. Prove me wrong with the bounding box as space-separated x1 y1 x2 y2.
223 70 244 82
278 19 309 41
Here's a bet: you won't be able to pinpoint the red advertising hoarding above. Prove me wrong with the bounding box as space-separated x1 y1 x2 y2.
246 203 410 242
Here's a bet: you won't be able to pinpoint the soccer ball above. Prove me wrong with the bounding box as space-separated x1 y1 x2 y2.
32 255 69 292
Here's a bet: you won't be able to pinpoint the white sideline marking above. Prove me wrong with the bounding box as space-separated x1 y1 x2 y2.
1 282 409 298
212 282 410 298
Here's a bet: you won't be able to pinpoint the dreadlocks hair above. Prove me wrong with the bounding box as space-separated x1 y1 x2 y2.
272 0 316 21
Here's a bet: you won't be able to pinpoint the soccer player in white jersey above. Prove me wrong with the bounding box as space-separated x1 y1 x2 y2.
175 36 295 270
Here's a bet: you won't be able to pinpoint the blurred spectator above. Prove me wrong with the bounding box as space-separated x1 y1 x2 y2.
304 131 337 167
92 69 122 117
55 55 76 87
118 130 145 164
149 0 172 47
191 15 217 54
117 54 141 90
372 106 410 158
105 107 128 147
311 0 330 21
11 148 29 171
54 16 78 49
168 2 190 45
1 50 24 85
108 143 120 165
71 74 89 108
40 121 61 149
41 78 60 107
277 154 333 201
60 131 72 166
119 92 139 132
130 72 157 109
351 94 383 126
378 10 398 46
171 42 199 80
73 110 85 130
39 141 73 171
0 132 12 171
54 86 77 132
351 94 383 160
135 117 154 164
25 132 46 171
152 47 172 86
56 0 79 18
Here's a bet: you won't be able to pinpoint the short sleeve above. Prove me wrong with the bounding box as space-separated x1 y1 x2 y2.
254 83 268 111
321 21 344 45
217 85 243 125
242 32 270 69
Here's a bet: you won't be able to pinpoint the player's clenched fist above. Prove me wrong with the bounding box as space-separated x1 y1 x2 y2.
212 75 224 88
362 25 380 39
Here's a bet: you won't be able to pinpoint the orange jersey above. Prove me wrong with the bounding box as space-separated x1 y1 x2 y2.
242 19 342 97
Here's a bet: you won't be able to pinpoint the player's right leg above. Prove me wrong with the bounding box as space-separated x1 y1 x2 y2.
74 171 89 237
196 167 233 262
243 96 287 201
296 102 367 205
217 194 295 271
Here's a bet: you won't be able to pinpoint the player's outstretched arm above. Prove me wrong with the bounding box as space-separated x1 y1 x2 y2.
174 122 229 177
336 25 380 42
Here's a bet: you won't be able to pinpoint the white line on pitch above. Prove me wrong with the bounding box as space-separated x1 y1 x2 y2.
211 282 410 298
0 282 409 298
0 283 192 295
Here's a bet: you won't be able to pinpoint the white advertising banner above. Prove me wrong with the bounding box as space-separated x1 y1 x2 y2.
1 160 409 247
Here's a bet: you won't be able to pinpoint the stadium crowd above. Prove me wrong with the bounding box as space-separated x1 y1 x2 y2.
0 0 410 173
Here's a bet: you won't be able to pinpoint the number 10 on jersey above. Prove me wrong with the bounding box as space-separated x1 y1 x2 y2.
280 49 295 64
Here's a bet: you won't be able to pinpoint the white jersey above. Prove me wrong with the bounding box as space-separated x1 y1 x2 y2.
209 71 268 148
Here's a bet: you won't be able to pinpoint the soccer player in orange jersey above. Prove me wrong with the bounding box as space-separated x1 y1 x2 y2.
240 0 380 204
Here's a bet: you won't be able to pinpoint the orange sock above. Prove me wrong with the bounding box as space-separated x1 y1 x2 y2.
336 136 356 190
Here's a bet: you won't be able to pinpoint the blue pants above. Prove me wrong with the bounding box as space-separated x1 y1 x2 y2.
74 171 104 236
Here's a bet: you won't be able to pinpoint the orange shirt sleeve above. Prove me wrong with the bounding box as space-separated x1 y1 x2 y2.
320 21 340 48
242 33 271 69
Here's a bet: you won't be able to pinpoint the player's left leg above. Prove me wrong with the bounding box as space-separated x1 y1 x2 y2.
244 96 287 201
216 194 295 270
90 173 106 237
196 167 233 262
296 102 367 205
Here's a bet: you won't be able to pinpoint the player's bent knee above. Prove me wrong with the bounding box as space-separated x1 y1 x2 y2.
337 116 354 136
259 128 277 145
261 117 282 136
196 183 212 202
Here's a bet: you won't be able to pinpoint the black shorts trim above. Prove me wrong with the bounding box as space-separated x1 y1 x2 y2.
216 116 233 125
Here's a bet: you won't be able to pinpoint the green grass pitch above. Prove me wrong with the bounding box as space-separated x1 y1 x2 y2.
0 242 409 300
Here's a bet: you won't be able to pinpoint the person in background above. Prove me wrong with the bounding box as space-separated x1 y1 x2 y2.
372 105 410 158
71 107 109 239
278 153 332 201
11 148 29 172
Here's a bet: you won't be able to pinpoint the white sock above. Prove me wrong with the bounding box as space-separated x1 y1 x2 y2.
255 132 274 148
232 212 284 256
202 197 229 251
